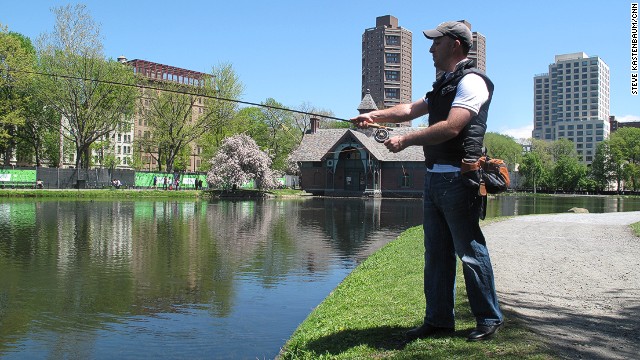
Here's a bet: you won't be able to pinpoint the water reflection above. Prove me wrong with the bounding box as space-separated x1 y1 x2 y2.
0 198 422 359
3 195 640 359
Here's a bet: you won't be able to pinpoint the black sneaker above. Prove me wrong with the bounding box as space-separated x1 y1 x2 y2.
467 322 503 341
406 323 455 341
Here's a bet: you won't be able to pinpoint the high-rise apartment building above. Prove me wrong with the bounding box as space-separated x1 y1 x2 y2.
532 52 610 164
361 15 412 125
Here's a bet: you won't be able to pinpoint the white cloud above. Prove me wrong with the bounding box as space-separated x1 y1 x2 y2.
495 124 534 140
615 114 640 122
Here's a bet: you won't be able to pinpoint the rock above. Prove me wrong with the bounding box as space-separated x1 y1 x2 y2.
568 207 589 213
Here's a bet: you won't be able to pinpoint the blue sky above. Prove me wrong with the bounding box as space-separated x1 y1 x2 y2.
2 1 638 139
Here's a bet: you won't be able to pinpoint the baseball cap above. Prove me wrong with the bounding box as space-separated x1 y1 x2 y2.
423 21 473 48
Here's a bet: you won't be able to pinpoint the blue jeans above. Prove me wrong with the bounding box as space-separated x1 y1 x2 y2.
422 171 503 327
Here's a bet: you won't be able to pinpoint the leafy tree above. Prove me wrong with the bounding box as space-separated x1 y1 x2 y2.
207 134 278 190
483 132 522 170
257 98 300 171
609 127 640 191
590 141 614 192
0 27 36 164
139 62 243 173
519 151 545 193
16 94 60 166
34 4 138 169
553 155 586 192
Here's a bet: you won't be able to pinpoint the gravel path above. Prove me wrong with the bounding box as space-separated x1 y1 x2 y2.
485 212 640 360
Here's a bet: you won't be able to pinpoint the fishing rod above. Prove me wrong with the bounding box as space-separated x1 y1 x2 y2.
8 69 394 143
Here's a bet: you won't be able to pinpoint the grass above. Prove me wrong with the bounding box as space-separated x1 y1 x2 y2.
632 221 640 236
279 223 556 360
0 188 307 199
0 188 204 198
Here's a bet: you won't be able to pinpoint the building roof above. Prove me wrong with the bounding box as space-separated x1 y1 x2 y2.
291 127 425 163
357 90 378 112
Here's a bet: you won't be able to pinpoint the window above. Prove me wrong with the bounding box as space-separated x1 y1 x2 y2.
385 88 399 99
385 53 399 63
386 35 400 45
385 70 400 81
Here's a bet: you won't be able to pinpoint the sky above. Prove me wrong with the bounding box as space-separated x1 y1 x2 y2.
2 0 638 139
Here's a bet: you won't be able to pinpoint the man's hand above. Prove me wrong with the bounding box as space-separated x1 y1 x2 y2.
350 114 374 129
384 136 406 153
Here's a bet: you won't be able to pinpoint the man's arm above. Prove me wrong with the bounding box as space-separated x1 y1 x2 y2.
351 98 429 127
384 107 474 153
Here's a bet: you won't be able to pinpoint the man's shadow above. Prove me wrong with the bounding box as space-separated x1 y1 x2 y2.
300 325 467 356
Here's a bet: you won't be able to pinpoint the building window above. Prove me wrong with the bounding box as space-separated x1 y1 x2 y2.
385 70 400 81
386 35 400 45
385 88 399 99
385 53 399 63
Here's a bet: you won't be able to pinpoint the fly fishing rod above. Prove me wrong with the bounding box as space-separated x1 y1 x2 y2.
9 69 394 143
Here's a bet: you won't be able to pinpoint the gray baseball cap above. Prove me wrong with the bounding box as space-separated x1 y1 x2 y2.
423 21 473 48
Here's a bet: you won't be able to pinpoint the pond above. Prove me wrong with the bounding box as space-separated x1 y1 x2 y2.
1 195 639 359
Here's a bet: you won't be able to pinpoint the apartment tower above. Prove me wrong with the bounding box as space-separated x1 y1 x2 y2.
532 53 610 164
362 15 412 126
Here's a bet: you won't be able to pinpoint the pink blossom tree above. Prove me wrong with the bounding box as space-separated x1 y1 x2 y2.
207 134 279 190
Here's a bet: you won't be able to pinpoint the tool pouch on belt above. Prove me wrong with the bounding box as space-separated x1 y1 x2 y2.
461 156 511 197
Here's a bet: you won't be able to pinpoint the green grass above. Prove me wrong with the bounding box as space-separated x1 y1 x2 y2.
279 224 556 360
0 188 205 198
0 188 308 199
632 221 640 236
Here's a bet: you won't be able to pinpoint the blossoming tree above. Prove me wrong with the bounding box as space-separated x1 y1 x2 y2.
207 134 279 190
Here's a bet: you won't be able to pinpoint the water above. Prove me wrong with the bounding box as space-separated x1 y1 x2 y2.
1 195 639 359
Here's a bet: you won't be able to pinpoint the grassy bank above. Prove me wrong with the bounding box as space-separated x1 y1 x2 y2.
279 224 556 360
0 188 307 199
0 188 205 199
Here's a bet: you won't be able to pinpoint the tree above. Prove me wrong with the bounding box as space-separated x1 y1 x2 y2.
34 4 138 169
291 102 336 135
519 151 545 193
590 141 614 192
553 155 586 192
139 62 243 173
258 98 301 171
483 132 522 171
207 134 278 190
0 27 36 165
609 127 640 192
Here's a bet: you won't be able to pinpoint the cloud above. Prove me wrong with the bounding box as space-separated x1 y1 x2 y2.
615 114 640 122
496 124 534 140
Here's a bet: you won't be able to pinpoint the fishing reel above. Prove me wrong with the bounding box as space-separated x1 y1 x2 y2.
370 124 393 143
373 128 390 143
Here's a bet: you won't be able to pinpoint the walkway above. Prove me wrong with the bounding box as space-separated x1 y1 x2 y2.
485 212 640 360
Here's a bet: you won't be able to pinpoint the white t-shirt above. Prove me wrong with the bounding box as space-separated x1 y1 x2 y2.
423 73 489 116
423 68 490 173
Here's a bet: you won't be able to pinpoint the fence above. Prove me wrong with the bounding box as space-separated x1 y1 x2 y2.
0 167 209 190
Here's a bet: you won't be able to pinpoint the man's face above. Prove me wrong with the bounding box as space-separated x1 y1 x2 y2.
429 36 456 71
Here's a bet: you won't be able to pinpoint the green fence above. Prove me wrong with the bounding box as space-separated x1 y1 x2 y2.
134 172 209 189
0 169 37 187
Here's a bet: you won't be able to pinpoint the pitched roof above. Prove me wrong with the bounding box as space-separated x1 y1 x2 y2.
357 90 378 112
291 127 425 162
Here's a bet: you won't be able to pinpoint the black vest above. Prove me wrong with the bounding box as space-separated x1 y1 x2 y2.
424 59 494 167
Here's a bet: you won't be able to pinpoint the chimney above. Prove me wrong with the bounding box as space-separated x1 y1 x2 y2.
310 117 320 134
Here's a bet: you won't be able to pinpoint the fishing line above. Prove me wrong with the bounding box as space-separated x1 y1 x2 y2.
7 69 392 142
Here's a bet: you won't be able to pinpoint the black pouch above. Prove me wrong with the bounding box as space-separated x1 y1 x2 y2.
462 169 481 189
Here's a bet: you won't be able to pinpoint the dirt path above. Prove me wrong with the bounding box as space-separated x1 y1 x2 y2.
484 212 640 360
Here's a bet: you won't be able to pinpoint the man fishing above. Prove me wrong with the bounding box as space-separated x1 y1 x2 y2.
351 20 503 342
